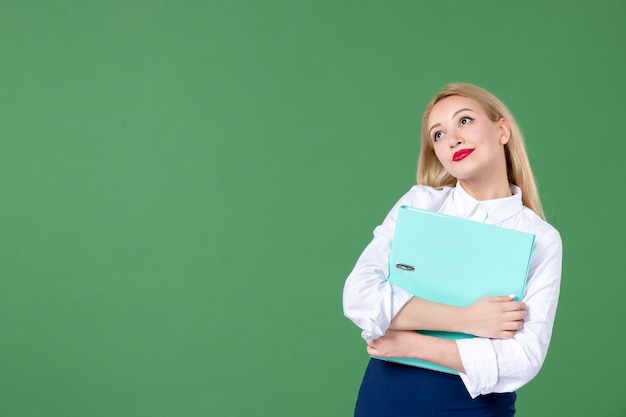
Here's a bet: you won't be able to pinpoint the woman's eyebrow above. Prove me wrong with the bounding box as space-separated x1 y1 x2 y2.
428 108 475 134
428 122 441 135
452 108 474 118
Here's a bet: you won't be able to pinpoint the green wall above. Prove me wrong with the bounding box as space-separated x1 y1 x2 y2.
2 1 625 416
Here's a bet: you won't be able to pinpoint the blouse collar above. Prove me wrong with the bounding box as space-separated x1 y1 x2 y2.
451 182 524 224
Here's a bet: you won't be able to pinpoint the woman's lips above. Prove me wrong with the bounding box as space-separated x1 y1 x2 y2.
453 148 474 162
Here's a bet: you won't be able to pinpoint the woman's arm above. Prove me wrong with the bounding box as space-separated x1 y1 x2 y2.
367 295 529 374
367 329 466 373
456 226 562 398
390 295 527 339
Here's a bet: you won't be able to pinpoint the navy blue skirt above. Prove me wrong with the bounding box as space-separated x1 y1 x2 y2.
355 359 516 417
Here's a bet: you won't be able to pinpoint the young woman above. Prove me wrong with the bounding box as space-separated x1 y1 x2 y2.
343 83 562 416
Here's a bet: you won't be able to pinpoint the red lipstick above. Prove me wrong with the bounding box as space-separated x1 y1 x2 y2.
453 148 474 162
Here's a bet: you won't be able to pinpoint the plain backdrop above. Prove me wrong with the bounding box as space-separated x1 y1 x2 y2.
1 1 625 416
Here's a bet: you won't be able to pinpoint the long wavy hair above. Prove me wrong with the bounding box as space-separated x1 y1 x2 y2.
417 82 545 220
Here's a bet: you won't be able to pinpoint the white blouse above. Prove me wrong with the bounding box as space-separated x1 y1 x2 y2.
343 183 562 398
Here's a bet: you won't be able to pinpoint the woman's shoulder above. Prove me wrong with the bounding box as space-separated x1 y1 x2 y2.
518 206 562 245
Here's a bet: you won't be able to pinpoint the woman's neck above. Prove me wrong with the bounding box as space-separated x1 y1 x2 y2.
458 178 512 201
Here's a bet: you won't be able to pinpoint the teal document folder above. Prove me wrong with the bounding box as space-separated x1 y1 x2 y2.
376 205 535 374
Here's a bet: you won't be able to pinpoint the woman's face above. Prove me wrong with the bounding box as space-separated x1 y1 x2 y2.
427 95 509 187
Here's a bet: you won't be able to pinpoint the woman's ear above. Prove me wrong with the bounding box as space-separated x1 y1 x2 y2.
499 118 511 145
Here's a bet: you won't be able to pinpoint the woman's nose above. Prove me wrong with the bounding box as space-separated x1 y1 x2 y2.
448 133 463 148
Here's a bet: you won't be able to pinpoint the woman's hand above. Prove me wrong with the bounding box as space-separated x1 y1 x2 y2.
463 296 527 339
367 330 421 358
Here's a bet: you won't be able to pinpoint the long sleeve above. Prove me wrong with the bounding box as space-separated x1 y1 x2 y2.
342 186 450 340
342 217 414 340
457 223 563 398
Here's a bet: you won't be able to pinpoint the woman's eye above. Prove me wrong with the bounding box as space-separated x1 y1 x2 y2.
460 117 473 125
433 131 444 142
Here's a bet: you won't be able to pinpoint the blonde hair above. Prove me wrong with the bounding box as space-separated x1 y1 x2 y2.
417 82 545 220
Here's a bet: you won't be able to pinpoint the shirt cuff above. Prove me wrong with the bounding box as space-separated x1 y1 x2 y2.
456 337 498 398
359 284 413 340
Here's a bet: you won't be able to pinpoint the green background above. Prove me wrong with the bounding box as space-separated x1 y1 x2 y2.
2 1 625 416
